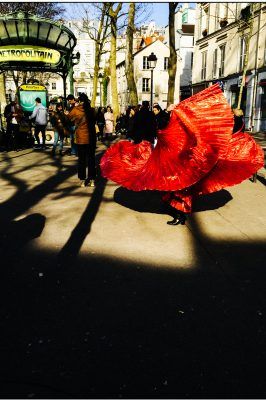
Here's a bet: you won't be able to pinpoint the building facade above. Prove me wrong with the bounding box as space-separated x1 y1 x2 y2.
164 3 196 100
192 3 266 132
116 39 181 113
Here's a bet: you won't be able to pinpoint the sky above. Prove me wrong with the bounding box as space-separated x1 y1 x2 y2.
62 3 195 28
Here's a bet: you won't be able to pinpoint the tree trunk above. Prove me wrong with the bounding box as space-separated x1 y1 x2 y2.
103 76 109 107
125 3 138 106
108 3 122 122
0 73 6 111
110 21 119 119
237 5 254 110
91 53 100 108
12 71 19 89
167 3 178 106
22 71 27 84
91 4 107 107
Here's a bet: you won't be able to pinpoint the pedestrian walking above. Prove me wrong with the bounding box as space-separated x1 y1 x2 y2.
66 93 97 187
104 106 114 139
50 103 71 156
29 97 48 149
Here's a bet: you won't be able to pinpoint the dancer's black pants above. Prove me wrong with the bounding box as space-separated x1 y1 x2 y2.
77 144 96 180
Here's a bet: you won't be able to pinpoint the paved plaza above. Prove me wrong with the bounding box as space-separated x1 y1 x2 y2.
0 143 266 398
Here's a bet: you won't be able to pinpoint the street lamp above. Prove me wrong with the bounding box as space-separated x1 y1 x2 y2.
98 73 103 107
69 51 80 96
147 52 157 110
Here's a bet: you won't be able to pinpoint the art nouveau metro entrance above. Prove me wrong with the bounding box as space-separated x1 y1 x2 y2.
0 11 79 99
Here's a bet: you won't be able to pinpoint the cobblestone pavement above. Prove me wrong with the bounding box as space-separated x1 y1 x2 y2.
0 142 266 398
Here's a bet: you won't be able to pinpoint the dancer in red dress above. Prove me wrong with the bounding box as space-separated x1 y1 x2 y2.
100 84 264 225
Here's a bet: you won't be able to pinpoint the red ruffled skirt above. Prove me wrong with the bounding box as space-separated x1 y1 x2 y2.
100 84 264 213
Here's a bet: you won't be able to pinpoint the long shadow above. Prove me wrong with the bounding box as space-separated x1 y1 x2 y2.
0 213 46 255
0 148 92 223
114 187 233 215
57 150 108 260
1 239 266 398
1 149 266 398
58 176 107 260
0 149 78 254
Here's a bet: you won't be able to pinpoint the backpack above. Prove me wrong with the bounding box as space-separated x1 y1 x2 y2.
36 107 48 125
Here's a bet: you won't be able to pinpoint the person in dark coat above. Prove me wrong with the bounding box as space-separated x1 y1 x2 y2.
125 106 137 140
96 107 106 141
153 104 170 130
131 101 157 144
4 100 24 150
50 103 71 156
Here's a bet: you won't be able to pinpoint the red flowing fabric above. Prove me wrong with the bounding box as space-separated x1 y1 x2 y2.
100 84 264 213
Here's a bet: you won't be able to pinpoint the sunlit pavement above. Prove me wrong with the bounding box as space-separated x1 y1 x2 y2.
0 142 266 398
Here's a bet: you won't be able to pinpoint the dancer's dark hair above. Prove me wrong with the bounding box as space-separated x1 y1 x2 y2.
153 104 162 112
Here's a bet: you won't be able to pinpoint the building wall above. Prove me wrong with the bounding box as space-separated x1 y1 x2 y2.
164 4 195 98
116 39 180 113
192 2 266 132
46 19 104 104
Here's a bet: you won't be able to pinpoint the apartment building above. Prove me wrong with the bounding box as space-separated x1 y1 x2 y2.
192 3 266 132
116 39 181 113
164 3 196 100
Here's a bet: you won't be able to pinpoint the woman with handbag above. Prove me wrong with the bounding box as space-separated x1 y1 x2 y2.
66 93 97 187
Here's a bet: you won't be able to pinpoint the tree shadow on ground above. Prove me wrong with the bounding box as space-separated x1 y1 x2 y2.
2 213 46 250
1 238 266 399
114 187 233 215
1 150 266 399
0 148 105 259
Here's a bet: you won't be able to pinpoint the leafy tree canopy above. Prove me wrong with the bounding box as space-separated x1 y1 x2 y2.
0 2 65 20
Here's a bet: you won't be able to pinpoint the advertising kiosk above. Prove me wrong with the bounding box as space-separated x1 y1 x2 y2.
18 84 48 115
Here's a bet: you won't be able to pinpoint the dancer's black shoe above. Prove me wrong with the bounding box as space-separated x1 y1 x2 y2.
166 209 187 226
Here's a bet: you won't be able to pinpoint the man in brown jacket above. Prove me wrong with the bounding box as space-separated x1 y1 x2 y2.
66 93 96 187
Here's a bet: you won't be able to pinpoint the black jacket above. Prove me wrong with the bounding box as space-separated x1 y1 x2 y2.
132 108 157 144
233 115 245 133
155 110 170 130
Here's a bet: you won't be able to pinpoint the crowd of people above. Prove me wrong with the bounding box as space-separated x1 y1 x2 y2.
1 90 250 196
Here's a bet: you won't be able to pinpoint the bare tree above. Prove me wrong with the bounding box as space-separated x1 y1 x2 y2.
107 2 123 121
125 3 138 106
71 3 111 108
167 3 178 106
